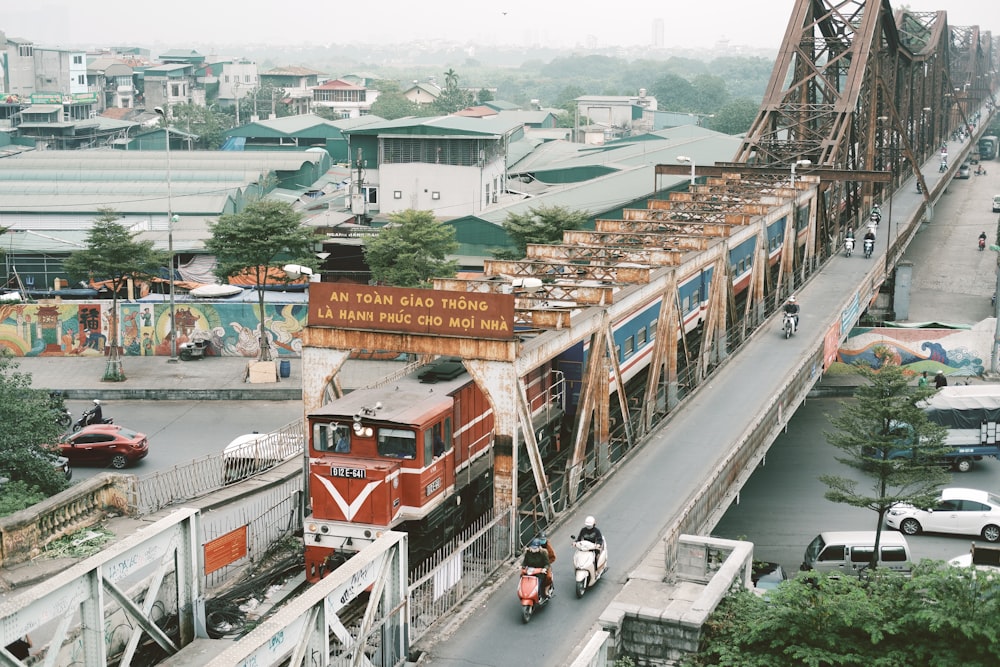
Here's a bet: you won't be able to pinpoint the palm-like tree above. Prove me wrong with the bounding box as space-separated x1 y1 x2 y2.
444 69 459 92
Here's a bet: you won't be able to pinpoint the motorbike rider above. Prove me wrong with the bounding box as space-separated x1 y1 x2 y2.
869 203 881 224
980 231 988 249
89 399 103 426
522 538 553 598
783 296 800 333
577 516 605 569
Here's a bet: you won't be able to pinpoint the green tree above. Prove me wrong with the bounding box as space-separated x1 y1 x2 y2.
689 74 730 114
649 72 698 112
169 102 230 149
0 354 71 512
433 69 473 114
370 80 422 120
476 88 495 104
63 208 166 381
706 98 761 135
495 205 591 259
821 352 950 569
685 563 1000 666
205 200 319 361
363 210 458 287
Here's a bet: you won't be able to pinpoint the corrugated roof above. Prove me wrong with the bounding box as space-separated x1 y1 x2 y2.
345 114 523 138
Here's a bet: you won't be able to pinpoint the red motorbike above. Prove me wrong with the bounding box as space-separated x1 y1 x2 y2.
517 565 552 623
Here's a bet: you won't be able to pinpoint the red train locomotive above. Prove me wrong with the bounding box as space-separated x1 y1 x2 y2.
304 356 564 582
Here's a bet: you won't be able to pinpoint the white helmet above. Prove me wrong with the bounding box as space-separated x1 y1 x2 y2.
93 399 101 405
584 516 596 528
788 295 796 303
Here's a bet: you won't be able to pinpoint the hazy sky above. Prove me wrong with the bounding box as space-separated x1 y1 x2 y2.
3 0 998 52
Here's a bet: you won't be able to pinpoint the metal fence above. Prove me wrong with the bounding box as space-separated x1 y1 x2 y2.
129 419 304 515
408 507 514 641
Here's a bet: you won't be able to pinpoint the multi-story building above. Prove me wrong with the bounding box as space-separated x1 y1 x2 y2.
310 79 378 119
87 56 136 110
260 66 324 116
214 58 259 113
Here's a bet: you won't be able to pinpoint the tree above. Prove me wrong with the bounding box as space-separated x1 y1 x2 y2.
685 563 1000 666
706 98 761 135
495 205 591 259
370 80 422 120
363 210 458 287
476 88 494 104
0 354 70 513
205 200 319 361
168 102 230 149
820 351 950 569
433 69 473 114
63 208 166 381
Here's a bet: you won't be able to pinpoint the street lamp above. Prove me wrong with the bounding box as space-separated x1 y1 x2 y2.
790 159 811 186
676 155 695 186
154 106 179 363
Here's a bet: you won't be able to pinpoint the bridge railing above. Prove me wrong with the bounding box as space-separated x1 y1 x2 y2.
128 419 304 515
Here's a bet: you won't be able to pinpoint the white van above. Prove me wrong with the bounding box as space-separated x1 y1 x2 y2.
801 531 912 576
993 194 1000 213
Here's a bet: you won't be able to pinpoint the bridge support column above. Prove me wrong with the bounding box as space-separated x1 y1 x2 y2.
301 346 351 417
892 260 914 320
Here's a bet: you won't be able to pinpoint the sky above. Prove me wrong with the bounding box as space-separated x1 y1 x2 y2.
3 0 999 52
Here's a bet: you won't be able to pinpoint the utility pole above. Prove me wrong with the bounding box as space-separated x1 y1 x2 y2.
351 149 366 225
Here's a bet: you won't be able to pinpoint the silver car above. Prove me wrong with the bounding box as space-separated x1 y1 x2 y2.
886 487 1000 542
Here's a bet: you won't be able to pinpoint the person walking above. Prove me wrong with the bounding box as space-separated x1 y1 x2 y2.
917 371 928 389
934 370 948 389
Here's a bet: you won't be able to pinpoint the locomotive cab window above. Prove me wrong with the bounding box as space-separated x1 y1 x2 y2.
378 428 416 459
424 419 453 461
313 423 351 453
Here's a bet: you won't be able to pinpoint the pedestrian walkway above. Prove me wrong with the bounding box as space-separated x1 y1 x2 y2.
13 354 408 400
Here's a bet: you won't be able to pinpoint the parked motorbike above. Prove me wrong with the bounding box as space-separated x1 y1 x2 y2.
571 538 609 599
179 338 210 361
844 237 854 257
782 312 796 339
864 238 874 259
517 565 552 623
72 408 113 432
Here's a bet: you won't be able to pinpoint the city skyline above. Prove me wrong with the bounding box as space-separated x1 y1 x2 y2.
3 0 998 53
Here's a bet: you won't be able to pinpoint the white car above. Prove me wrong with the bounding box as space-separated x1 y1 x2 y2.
886 488 1000 542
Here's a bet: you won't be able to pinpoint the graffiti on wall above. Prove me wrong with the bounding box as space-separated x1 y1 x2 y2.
839 323 992 378
0 301 307 358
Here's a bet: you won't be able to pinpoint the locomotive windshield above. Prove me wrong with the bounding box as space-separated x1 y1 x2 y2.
313 423 352 453
378 428 416 459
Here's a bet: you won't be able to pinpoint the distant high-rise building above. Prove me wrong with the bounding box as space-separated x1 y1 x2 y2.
653 18 665 48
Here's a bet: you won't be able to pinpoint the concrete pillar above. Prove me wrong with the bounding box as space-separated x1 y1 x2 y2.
462 360 519 517
893 260 914 320
301 346 351 417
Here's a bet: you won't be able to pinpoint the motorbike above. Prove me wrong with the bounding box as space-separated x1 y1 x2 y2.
72 408 113 432
49 391 71 429
864 238 874 259
916 181 923 194
782 312 796 339
516 565 552 623
572 538 609 598
979 237 987 251
939 160 947 173
844 237 854 257
179 338 211 361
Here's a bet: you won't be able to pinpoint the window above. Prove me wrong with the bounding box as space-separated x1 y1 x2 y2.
393 190 402 199
649 320 657 340
850 547 872 564
623 336 634 358
423 421 451 462
819 545 845 561
314 423 351 453
881 547 907 562
73 55 83 65
431 191 440 200
637 326 647 346
378 428 416 459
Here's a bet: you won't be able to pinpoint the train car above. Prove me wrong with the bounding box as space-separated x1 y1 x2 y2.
304 356 564 582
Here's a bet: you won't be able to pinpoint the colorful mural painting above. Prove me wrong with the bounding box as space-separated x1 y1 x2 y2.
838 322 994 378
0 301 307 358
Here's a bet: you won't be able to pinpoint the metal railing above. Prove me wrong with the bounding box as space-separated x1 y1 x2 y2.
129 420 304 515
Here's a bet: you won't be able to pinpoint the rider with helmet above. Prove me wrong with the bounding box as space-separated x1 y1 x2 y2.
523 537 553 597
89 399 103 426
783 296 800 332
577 516 605 568
869 203 881 225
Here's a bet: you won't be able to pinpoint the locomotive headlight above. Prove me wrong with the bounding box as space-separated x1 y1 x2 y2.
320 525 329 533
307 523 317 532
364 427 373 437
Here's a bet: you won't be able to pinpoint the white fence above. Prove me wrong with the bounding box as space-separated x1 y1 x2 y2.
129 420 304 515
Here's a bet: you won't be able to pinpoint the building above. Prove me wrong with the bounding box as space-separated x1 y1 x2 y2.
402 81 441 107
87 56 136 110
260 66 325 116
575 91 658 142
310 79 378 119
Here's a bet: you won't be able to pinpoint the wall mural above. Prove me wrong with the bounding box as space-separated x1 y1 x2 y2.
838 322 993 379
0 301 307 358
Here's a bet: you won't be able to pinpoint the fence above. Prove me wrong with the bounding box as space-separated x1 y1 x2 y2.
408 507 514 641
129 420 304 515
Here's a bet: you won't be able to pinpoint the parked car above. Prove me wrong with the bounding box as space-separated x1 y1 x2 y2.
50 424 148 469
801 531 912 576
751 561 788 597
958 162 971 179
886 488 1000 542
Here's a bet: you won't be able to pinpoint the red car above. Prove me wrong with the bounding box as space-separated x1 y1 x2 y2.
53 424 149 469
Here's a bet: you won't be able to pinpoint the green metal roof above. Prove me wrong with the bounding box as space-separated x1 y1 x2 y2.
344 114 525 138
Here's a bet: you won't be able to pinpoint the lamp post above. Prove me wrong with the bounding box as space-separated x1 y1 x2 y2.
991 243 1000 376
154 106 179 363
676 155 695 186
790 158 811 186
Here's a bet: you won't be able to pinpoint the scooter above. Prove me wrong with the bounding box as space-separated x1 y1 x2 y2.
782 312 796 339
979 237 987 251
864 238 874 259
49 391 71 429
72 408 113 432
179 338 210 361
844 237 854 257
572 538 609 598
516 565 552 623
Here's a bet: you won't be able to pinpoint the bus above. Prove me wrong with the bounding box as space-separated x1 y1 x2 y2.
979 135 998 161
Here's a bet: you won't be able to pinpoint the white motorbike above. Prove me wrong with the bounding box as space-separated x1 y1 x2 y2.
571 538 609 598
782 312 797 339
844 237 854 257
863 237 874 259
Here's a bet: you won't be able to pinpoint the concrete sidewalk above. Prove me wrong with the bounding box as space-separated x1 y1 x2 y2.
12 354 408 401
